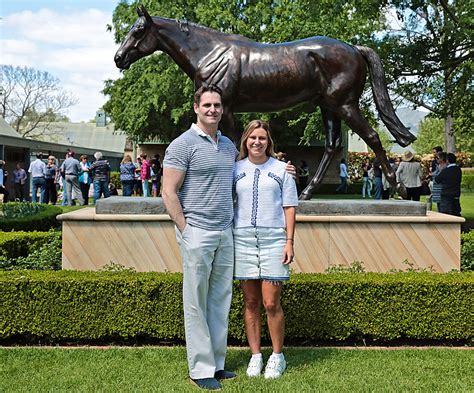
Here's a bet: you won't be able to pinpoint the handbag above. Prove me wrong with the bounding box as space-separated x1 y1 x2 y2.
420 180 431 195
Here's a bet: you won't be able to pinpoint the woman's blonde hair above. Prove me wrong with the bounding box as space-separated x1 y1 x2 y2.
238 119 275 160
121 154 132 164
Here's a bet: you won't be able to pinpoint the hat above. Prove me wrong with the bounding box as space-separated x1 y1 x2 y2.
401 151 414 162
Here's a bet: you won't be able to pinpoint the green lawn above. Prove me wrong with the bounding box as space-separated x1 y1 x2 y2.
1 347 472 392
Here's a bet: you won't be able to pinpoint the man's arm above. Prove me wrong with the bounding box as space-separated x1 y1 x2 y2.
162 167 187 232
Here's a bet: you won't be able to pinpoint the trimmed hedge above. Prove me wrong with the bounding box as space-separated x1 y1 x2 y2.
0 231 58 260
0 203 62 232
461 231 474 271
0 271 472 343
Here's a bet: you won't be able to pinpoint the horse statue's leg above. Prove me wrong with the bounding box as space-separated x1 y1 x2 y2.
338 104 407 198
220 110 240 144
300 109 342 200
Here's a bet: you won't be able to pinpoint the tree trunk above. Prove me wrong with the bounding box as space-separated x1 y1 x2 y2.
444 114 456 153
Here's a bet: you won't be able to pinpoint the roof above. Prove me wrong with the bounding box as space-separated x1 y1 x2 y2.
0 117 22 138
32 121 127 153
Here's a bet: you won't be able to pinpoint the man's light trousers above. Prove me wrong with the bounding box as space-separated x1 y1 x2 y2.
175 224 234 379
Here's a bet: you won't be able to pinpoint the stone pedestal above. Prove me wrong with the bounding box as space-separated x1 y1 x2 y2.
58 197 463 273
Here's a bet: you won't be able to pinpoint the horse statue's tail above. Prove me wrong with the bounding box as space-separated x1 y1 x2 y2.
356 46 416 147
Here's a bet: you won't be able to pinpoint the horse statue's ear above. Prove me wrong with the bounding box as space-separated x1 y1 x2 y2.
139 5 153 24
136 6 143 16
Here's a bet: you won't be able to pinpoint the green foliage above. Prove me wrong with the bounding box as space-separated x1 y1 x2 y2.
461 231 474 272
0 203 62 232
0 271 472 343
380 1 473 152
109 171 122 190
0 230 62 270
105 0 389 143
325 261 366 273
413 117 473 154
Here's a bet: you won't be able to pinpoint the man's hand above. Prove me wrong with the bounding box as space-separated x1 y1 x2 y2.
285 161 296 178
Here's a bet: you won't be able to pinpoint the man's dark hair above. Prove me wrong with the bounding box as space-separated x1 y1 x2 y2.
447 153 456 164
194 84 222 105
432 146 443 153
437 152 447 162
36 153 43 159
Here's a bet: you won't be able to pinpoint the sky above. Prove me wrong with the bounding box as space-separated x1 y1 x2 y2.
1 0 123 122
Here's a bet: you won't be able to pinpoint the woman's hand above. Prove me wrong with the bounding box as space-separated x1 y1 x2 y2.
282 242 294 265
285 161 296 178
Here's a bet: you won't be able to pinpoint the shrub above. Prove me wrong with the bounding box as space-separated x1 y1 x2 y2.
0 230 62 270
461 231 474 272
109 171 122 190
0 271 472 343
461 173 474 193
0 203 62 232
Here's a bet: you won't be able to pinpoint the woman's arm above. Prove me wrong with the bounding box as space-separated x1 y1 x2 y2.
282 206 296 264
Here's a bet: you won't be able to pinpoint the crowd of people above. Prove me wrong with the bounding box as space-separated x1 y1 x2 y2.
0 149 164 205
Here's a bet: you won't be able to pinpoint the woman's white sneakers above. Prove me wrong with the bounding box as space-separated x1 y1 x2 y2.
246 353 286 379
264 353 286 379
246 354 264 377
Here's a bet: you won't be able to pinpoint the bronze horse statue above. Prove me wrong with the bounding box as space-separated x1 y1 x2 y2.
114 6 415 199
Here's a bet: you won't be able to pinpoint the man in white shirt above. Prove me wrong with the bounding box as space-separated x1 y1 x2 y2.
28 153 46 203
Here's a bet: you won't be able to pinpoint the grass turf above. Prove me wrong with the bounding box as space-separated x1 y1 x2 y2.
1 347 472 392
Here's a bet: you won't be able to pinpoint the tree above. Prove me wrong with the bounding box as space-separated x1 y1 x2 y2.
104 0 389 144
0 65 77 139
380 0 473 153
413 116 473 154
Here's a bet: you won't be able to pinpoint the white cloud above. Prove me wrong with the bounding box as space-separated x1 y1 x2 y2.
2 7 122 122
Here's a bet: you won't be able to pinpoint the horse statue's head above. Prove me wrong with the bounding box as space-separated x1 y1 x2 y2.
114 6 157 70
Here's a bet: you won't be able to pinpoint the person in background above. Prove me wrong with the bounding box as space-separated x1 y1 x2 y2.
361 158 372 198
12 163 27 201
427 146 443 210
78 155 92 205
0 160 9 203
134 156 143 196
335 158 348 193
28 152 47 203
151 154 162 197
60 150 84 206
44 156 58 205
120 155 136 197
90 151 111 204
372 158 383 200
396 151 422 201
435 153 462 217
233 120 298 380
140 153 151 197
431 152 447 212
297 160 309 194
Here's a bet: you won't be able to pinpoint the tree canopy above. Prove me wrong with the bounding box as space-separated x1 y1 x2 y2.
103 0 388 144
0 65 76 139
379 0 473 153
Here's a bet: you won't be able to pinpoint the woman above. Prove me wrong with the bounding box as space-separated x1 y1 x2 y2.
396 151 423 201
120 155 136 196
12 162 27 201
233 120 298 380
78 155 92 205
44 156 58 204
335 158 348 193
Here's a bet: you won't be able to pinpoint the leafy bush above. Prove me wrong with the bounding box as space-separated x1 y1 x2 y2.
0 230 62 270
0 271 472 343
461 173 474 193
461 231 474 271
0 203 62 232
109 171 122 190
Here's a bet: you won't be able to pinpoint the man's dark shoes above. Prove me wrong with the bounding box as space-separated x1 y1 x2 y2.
190 377 221 390
214 370 237 380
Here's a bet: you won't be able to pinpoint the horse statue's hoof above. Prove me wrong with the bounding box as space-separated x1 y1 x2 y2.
396 183 407 199
299 192 311 201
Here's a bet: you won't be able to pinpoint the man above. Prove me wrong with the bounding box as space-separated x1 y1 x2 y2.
60 150 84 206
0 160 9 203
89 151 111 204
434 152 462 216
28 152 46 203
162 85 237 390
427 146 443 210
